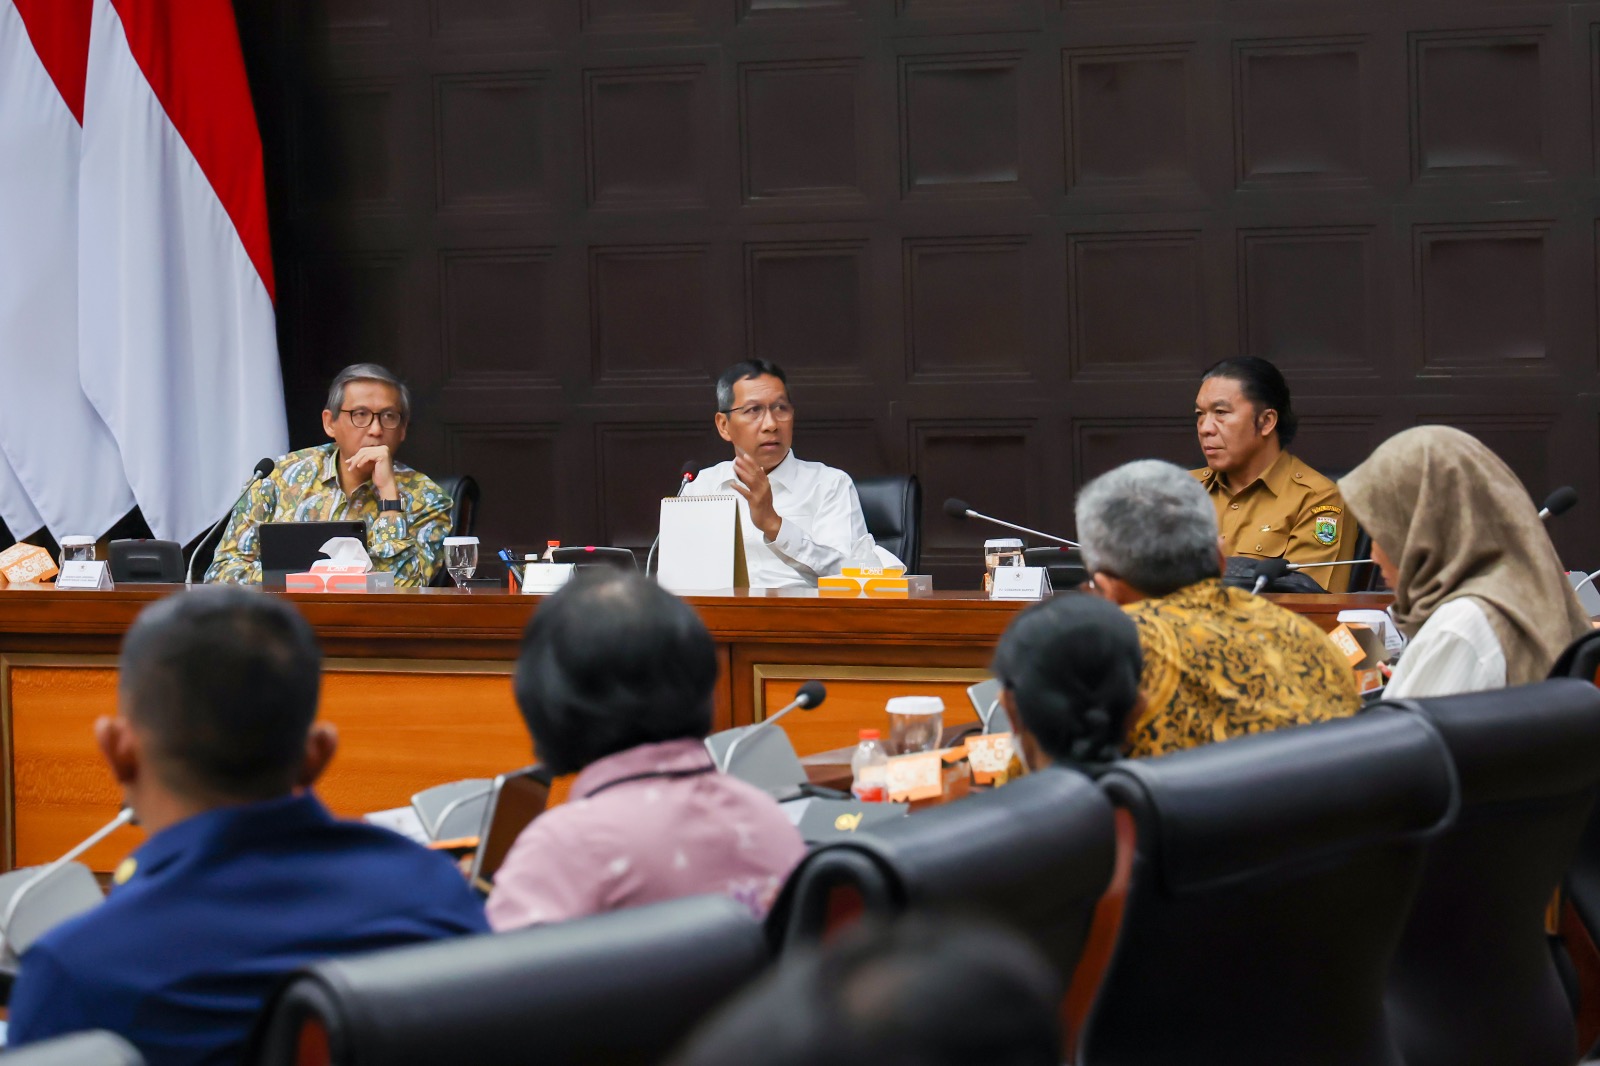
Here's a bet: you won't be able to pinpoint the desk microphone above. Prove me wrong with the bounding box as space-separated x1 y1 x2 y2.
646 461 700 577
1540 486 1578 521
942 498 1079 548
186 457 276 586
0 806 135 963
717 680 826 774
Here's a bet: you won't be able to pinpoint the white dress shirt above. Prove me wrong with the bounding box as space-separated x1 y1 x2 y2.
682 451 890 588
1383 597 1506 699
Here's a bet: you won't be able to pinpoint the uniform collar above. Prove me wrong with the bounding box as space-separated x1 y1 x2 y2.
1212 449 1293 498
125 792 332 883
569 737 716 801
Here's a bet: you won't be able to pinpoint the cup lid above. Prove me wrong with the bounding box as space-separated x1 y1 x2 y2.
443 536 479 546
886 695 945 715
983 538 1024 549
60 535 95 546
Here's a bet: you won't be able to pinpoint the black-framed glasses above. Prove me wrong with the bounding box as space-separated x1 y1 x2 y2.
720 401 795 423
340 408 404 429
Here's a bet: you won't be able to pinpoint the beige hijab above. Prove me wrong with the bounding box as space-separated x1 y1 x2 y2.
1339 426 1589 686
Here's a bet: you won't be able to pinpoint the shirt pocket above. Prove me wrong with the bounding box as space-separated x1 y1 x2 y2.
1242 528 1291 558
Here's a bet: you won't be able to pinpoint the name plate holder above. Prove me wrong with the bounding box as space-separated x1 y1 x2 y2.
990 565 1051 600
56 561 114 591
520 562 575 595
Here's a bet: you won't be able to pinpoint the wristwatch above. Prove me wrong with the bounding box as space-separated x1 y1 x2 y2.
378 497 403 513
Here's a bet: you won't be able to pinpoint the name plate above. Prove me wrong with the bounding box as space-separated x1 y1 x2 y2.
56 560 113 590
520 562 574 594
990 565 1050 600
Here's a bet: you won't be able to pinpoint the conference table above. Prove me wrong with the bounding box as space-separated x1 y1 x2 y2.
0 584 1390 874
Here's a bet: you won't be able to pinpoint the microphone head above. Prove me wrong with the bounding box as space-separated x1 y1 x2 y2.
253 457 276 479
943 498 971 519
680 460 698 480
1253 557 1291 583
795 679 826 710
1542 485 1578 519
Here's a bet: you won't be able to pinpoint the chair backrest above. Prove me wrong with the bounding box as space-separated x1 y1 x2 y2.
852 475 921 573
1552 629 1600 684
427 474 479 587
1080 713 1457 1066
769 768 1116 990
249 895 769 1066
3 1031 145 1065
1376 679 1600 1066
430 474 478 539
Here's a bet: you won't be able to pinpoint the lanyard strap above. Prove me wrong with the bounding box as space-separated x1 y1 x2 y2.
582 762 716 800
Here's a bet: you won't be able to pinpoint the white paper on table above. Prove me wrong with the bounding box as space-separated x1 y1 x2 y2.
657 495 748 592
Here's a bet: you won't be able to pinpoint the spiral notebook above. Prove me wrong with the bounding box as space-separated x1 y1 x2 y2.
656 495 749 592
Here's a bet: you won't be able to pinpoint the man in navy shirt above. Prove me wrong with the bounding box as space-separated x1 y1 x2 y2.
7 587 488 1064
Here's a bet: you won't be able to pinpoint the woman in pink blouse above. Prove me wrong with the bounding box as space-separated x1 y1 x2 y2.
487 572 806 930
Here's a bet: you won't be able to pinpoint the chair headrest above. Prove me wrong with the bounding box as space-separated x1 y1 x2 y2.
1099 712 1456 895
278 894 766 1064
845 768 1116 911
1377 678 1600 805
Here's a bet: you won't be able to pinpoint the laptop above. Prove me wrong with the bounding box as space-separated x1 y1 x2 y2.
258 520 366 588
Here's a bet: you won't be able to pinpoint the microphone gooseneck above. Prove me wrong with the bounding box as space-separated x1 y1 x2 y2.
647 461 700 577
940 498 1079 548
185 458 276 587
718 680 826 773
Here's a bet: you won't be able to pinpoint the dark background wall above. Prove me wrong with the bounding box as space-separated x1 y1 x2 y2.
234 0 1600 588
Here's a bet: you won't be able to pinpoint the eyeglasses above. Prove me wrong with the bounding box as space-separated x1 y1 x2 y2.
720 402 795 423
340 408 404 430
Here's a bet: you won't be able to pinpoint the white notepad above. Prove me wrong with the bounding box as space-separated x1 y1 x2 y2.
657 495 749 592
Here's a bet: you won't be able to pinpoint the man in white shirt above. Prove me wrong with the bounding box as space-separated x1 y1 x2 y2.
683 360 891 588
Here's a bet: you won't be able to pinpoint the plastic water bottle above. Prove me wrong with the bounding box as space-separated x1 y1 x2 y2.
851 729 889 803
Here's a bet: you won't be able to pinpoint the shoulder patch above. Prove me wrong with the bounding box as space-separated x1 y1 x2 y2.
1311 504 1342 516
1314 514 1339 545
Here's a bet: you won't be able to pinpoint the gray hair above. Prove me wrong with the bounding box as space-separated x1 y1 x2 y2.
1075 460 1221 597
715 360 787 413
325 363 411 425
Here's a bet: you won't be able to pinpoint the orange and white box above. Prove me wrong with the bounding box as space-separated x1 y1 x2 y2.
0 543 58 584
285 565 394 593
818 565 932 598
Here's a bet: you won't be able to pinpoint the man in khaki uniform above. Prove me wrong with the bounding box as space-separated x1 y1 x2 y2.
1191 358 1355 591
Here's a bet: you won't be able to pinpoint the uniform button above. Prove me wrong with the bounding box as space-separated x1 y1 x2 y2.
1255 544 1263 551
1294 472 1303 480
1230 503 1239 510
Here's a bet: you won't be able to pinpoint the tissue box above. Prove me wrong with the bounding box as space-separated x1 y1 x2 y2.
285 568 394 593
818 566 932 597
0 543 58 584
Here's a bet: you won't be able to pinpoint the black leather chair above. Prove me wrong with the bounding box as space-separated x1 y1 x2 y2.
1550 630 1600 1056
853 475 921 574
1376 680 1600 1066
2 1031 144 1065
768 768 1116 994
427 473 479 587
249 895 769 1066
1553 628 1600 684
1079 713 1458 1066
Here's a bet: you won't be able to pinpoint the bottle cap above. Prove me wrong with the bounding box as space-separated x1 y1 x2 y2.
886 695 945 715
859 728 881 740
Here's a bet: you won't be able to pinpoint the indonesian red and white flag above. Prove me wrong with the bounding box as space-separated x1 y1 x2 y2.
77 0 286 545
0 0 131 540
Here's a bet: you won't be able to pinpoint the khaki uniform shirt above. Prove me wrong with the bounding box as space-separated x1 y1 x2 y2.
1123 578 1362 758
1191 450 1353 592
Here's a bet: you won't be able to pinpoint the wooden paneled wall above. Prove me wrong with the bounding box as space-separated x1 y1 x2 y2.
237 0 1600 586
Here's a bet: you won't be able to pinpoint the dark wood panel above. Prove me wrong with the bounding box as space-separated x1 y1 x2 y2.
234 0 1600 588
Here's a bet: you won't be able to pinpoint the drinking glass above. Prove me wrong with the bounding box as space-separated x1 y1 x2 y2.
60 536 96 564
983 538 1024 595
443 536 478 588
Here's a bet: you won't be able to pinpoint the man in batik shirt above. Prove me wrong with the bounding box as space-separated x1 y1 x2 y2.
205 364 451 587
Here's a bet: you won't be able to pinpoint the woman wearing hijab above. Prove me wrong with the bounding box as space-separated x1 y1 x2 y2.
1338 426 1589 698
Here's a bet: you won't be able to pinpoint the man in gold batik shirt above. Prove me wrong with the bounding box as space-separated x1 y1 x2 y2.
1192 357 1355 591
1076 460 1361 758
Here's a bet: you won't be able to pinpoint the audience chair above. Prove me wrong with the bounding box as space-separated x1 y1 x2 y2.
2 1031 145 1065
1377 680 1600 1066
248 894 769 1066
768 767 1115 994
853 475 921 574
1553 629 1600 685
1078 712 1457 1066
1552 630 1600 1055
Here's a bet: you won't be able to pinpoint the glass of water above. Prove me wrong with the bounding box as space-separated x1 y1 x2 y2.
60 536 96 564
443 536 478 588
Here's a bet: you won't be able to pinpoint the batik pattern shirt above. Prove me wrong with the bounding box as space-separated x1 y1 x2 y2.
1124 578 1361 758
204 443 451 587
